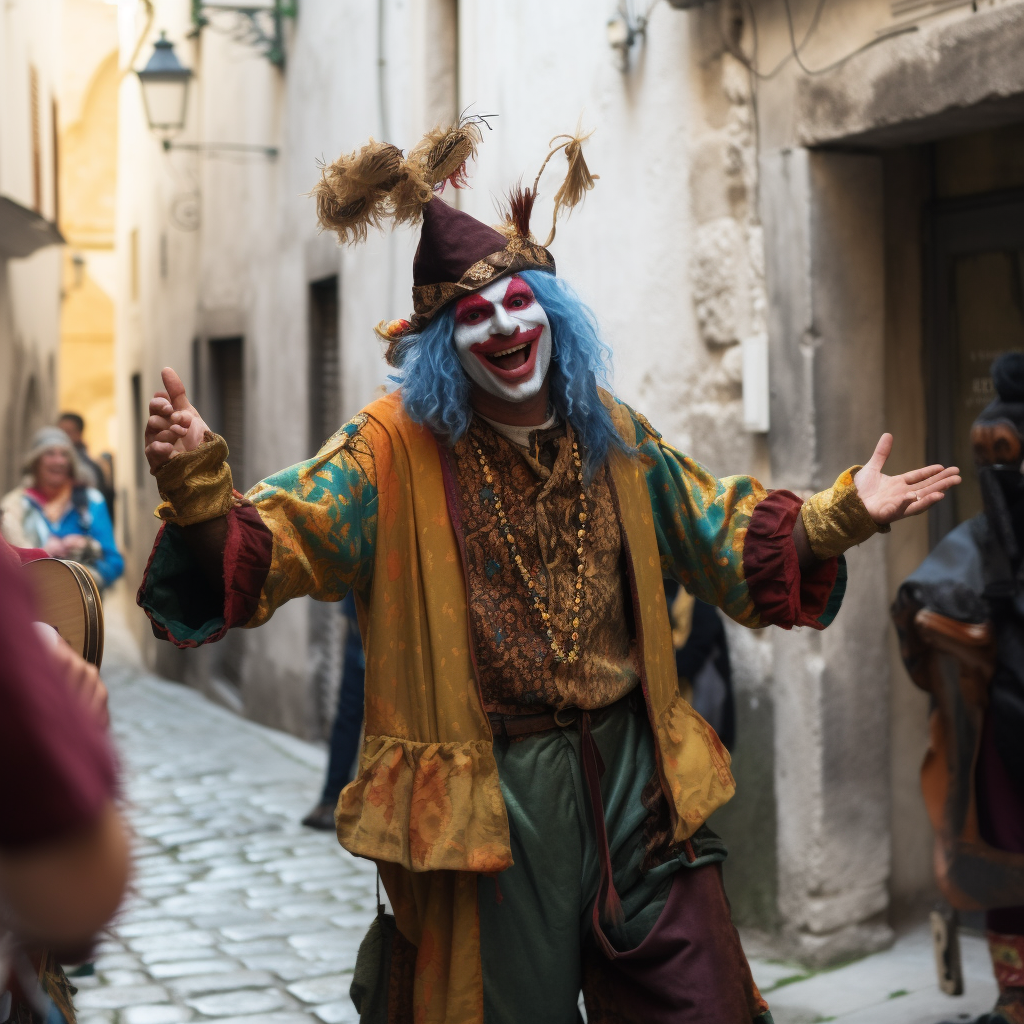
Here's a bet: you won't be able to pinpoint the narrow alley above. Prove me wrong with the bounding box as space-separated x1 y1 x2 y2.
75 606 1000 1024
72 614 378 1024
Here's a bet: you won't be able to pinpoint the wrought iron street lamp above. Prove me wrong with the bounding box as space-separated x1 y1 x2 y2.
136 33 278 158
136 32 192 135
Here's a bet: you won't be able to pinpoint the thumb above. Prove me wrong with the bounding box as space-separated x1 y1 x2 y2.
161 367 190 412
865 432 893 474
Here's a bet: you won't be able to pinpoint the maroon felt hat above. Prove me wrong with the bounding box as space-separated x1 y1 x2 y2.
409 197 555 331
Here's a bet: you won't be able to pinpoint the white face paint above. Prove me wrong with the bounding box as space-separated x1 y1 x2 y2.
453 275 552 404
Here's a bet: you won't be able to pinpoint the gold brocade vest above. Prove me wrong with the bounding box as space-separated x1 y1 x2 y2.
334 390 734 1024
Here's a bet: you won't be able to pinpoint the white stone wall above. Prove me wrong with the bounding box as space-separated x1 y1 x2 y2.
112 0 1024 959
0 0 64 491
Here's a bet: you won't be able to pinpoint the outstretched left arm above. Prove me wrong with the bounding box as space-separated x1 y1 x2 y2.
797 433 960 568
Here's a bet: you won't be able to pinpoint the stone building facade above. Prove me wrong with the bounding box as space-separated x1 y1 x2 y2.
0 0 65 492
113 0 1024 961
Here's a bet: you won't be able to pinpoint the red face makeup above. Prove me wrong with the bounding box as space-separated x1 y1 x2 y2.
453 276 552 402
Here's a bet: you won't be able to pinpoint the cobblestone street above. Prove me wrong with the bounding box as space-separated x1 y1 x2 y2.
73 613 377 1024
79 604 1000 1024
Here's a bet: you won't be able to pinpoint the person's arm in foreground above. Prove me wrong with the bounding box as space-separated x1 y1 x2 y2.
0 556 129 956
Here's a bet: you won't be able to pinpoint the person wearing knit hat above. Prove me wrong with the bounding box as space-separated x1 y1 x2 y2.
137 120 959 1024
0 427 123 591
894 351 1024 1024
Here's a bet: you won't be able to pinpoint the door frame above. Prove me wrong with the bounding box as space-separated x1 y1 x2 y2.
923 186 1024 544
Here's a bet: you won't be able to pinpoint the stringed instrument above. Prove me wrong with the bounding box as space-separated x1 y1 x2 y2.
23 557 104 667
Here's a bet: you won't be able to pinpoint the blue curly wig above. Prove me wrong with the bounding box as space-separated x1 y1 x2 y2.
389 270 630 480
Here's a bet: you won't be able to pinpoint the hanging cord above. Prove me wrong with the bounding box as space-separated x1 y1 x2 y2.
721 0 919 81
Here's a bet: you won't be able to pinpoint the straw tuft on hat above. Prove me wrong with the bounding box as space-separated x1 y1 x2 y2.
314 116 599 350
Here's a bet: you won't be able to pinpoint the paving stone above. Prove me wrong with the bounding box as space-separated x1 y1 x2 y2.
238 957 335 981
187 988 289 1016
272 901 347 920
195 1016 312 1024
148 959 241 979
166 972 279 998
221 920 326 942
129 931 217 954
75 985 170 1009
117 919 192 939
98 970 152 986
287 976 351 1005
311 1001 356 1024
122 1006 194 1024
219 940 293 958
92 953 144 972
189 910 266 929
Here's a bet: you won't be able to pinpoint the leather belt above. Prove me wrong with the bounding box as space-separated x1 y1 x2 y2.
487 694 636 740
487 707 579 739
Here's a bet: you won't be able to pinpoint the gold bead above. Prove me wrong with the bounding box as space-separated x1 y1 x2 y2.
579 512 587 522
575 580 582 590
577 529 585 539
571 632 579 641
572 617 579 627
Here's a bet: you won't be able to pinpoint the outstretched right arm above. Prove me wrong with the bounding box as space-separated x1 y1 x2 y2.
138 368 378 646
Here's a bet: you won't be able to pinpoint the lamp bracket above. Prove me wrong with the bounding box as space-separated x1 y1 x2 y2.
162 140 279 158
191 0 296 67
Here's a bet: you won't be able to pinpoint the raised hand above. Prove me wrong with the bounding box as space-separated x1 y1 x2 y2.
854 433 961 525
144 367 211 473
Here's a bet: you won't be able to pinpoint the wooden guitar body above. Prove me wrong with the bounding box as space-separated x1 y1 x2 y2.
23 557 104 668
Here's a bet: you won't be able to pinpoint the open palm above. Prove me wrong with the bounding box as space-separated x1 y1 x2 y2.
854 434 961 525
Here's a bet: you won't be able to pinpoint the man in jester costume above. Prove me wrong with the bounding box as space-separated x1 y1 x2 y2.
139 122 959 1023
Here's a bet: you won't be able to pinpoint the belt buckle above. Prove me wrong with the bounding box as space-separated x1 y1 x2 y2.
553 707 578 728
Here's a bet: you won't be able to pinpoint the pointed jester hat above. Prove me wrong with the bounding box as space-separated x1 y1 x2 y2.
311 117 598 362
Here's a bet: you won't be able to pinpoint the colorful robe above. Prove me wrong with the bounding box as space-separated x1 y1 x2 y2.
139 390 845 1023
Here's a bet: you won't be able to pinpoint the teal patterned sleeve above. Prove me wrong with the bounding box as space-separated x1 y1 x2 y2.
245 413 379 627
619 403 844 631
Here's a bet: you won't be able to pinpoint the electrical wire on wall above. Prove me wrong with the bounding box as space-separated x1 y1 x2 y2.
720 0 920 81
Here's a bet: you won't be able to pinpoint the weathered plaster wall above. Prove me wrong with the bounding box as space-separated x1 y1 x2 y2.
0 0 64 493
115 0 454 737
58 1 119 457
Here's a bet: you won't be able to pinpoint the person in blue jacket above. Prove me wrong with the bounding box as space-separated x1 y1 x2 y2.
1 427 123 591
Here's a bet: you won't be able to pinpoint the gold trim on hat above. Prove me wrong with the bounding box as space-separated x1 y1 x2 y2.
410 238 555 331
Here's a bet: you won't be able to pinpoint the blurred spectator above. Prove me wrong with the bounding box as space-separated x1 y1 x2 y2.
665 579 735 751
57 413 115 521
0 427 123 592
303 593 365 830
0 541 128 1023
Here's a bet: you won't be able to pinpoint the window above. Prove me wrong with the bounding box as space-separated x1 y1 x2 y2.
131 372 145 490
130 229 139 301
308 276 340 452
29 66 41 213
209 337 245 488
925 192 1024 540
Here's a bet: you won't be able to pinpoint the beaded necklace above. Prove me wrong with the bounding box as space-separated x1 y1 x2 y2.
475 431 589 665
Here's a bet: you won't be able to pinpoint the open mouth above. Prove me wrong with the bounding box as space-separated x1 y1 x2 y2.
470 327 543 383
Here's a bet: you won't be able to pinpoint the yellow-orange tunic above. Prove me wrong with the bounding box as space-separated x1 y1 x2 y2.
140 389 846 1024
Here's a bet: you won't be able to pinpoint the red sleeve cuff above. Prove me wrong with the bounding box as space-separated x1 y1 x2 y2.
743 490 838 630
138 504 272 648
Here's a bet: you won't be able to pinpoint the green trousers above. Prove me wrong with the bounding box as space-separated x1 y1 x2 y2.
477 694 771 1024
